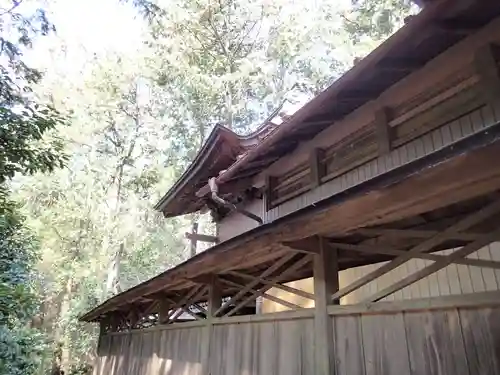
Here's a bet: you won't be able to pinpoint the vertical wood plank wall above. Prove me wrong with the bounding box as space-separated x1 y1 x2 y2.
94 327 203 375
95 303 500 375
265 103 500 223
262 243 500 313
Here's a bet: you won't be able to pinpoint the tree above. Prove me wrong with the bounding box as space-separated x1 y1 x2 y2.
342 0 418 54
0 1 67 183
0 1 67 374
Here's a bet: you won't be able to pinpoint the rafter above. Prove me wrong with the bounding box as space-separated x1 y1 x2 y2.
222 254 312 317
365 228 500 302
331 198 500 301
329 241 500 269
168 285 207 323
220 277 302 311
227 270 315 300
214 252 296 317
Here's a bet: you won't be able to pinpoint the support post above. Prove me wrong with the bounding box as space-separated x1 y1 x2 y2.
190 222 198 257
374 106 392 155
158 300 170 324
313 237 338 375
310 148 325 187
474 43 500 106
201 277 221 375
97 317 108 355
264 175 276 211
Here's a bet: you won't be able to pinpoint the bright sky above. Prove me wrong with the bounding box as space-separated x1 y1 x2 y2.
20 0 145 76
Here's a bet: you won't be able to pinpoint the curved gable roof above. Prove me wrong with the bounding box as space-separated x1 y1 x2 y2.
154 103 285 217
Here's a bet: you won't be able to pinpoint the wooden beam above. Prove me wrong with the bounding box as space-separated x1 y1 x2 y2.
227 270 315 300
221 278 302 312
264 175 276 211
313 237 337 375
434 21 479 35
185 232 219 243
214 253 295 317
330 241 500 269
331 198 500 301
222 254 312 317
365 228 500 302
168 285 207 323
310 148 325 188
374 106 392 155
473 43 500 105
190 222 198 257
377 58 425 72
355 228 483 241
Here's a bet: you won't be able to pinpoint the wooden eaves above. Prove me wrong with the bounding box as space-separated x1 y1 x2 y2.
80 125 500 322
154 104 285 218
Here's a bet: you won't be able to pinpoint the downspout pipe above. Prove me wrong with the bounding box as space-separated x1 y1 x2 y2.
208 178 263 224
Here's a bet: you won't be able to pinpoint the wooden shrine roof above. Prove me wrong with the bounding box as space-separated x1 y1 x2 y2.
155 106 284 217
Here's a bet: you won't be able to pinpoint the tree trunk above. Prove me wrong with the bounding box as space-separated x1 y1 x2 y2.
106 243 124 295
51 276 73 374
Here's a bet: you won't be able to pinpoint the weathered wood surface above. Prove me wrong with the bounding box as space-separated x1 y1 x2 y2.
263 243 500 312
95 302 500 375
95 327 203 375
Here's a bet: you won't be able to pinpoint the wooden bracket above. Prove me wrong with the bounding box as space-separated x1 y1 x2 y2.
331 198 500 302
185 232 219 243
473 43 500 104
264 175 276 211
374 106 393 155
310 148 326 188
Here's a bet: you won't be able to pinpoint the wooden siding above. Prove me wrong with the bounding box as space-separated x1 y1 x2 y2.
216 101 500 242
255 17 500 191
265 102 500 223
94 297 500 375
254 16 500 222
262 242 500 313
217 199 263 242
94 326 203 375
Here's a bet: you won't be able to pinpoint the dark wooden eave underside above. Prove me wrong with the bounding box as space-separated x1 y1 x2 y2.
81 126 500 322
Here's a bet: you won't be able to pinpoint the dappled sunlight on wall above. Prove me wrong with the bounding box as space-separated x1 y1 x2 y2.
94 327 203 375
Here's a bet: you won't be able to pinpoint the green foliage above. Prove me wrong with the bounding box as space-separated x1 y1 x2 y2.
343 0 417 46
0 2 68 374
0 198 48 375
0 324 47 375
0 1 68 183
